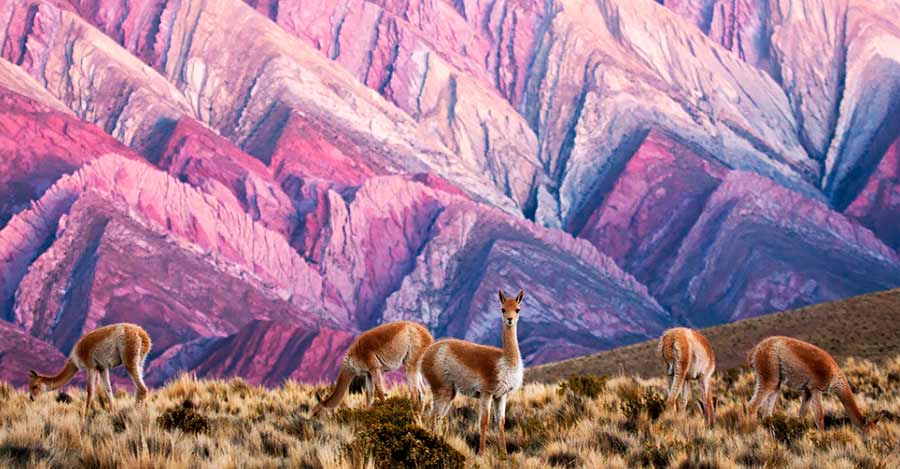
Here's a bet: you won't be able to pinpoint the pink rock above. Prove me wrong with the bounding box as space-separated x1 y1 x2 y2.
577 130 727 287
659 171 900 325
0 88 141 228
153 117 297 238
846 136 900 250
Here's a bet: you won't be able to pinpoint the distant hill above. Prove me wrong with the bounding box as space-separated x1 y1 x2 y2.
527 288 900 383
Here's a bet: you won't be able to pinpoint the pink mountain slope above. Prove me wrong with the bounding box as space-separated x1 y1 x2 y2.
0 0 898 386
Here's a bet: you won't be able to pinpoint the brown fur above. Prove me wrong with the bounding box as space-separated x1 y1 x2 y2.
422 289 525 455
312 321 433 416
658 327 716 426
29 323 152 414
748 336 877 432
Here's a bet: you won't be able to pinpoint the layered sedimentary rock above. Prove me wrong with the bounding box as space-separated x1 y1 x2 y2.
0 321 67 388
145 320 355 387
576 130 728 289
661 0 900 211
0 87 140 228
846 137 900 251
152 117 297 238
0 155 327 327
658 171 900 326
0 0 194 154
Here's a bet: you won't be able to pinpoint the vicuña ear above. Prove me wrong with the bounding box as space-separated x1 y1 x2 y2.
29 369 38 379
515 290 524 303
498 290 506 303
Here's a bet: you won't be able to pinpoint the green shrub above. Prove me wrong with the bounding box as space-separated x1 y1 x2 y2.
157 399 210 434
335 396 415 429
353 422 464 469
558 375 608 399
762 414 808 446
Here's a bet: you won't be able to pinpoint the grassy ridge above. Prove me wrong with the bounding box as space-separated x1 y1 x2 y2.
0 356 899 468
527 288 900 383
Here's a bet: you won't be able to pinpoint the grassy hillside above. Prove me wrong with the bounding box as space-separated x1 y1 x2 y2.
527 288 900 384
1 358 899 468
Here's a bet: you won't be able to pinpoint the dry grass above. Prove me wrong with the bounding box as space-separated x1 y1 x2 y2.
528 288 900 383
1 357 900 468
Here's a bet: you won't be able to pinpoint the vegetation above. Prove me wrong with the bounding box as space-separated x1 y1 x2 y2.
0 356 899 467
528 288 900 382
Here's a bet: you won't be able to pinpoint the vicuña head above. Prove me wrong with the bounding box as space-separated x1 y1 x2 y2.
27 323 151 414
421 289 525 455
748 336 879 432
658 327 716 426
310 320 433 417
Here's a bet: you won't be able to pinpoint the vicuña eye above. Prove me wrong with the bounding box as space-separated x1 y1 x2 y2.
516 309 520 313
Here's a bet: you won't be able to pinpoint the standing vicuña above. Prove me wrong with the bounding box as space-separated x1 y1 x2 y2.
28 323 151 414
748 336 879 432
311 321 433 416
422 289 525 455
658 327 716 425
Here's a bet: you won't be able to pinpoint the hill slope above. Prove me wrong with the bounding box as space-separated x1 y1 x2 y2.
527 288 900 383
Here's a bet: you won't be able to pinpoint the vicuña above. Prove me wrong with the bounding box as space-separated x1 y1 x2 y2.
311 320 433 416
658 327 716 425
748 336 879 432
28 323 152 414
422 289 525 455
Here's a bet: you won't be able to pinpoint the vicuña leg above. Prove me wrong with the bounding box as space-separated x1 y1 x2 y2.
370 367 387 402
701 372 714 426
405 364 423 404
678 380 691 411
763 392 778 417
495 394 508 456
477 395 492 454
364 374 374 406
811 391 825 431
100 368 114 410
84 369 97 416
799 389 812 421
667 364 688 411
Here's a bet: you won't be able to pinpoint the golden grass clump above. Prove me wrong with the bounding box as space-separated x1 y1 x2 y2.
0 356 899 467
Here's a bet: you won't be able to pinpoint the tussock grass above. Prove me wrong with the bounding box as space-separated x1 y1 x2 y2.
1 357 899 467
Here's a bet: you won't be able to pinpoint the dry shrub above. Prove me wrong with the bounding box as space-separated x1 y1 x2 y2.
547 449 582 467
354 423 464 469
595 431 630 455
618 380 666 431
157 399 210 434
0 442 49 468
558 375 608 399
627 442 672 468
762 413 808 446
282 414 322 440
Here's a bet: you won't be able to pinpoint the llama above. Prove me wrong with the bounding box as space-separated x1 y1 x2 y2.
748 336 879 432
421 289 525 455
658 327 716 425
311 320 433 416
28 323 151 414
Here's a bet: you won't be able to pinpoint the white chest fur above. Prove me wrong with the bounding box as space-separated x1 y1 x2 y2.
495 357 524 396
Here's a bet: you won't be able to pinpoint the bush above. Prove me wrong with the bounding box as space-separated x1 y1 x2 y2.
547 450 582 467
353 422 464 469
338 396 463 468
558 375 608 399
619 382 666 431
335 396 415 429
157 399 210 434
762 414 808 446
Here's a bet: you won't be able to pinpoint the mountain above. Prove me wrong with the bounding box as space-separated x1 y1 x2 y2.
0 0 897 387
527 287 900 383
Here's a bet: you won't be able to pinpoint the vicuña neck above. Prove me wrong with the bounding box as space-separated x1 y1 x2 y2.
44 359 78 390
502 323 520 365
